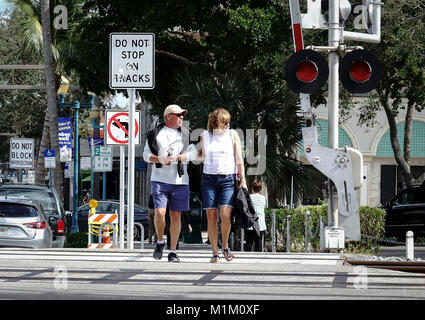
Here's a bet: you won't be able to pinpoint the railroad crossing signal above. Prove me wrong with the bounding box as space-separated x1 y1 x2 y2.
285 48 382 94
284 49 329 94
339 49 382 94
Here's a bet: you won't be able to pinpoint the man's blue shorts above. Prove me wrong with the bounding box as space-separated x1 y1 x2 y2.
201 173 236 210
151 181 190 212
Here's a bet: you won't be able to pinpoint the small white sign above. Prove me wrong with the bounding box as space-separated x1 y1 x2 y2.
80 157 91 170
10 138 35 169
93 146 113 172
323 227 345 250
109 33 155 89
44 149 56 168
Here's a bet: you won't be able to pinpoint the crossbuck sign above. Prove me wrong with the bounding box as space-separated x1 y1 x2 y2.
109 33 155 89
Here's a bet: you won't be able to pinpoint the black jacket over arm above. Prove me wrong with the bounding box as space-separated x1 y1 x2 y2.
232 188 260 237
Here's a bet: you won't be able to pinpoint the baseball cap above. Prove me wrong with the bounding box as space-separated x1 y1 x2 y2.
163 104 188 117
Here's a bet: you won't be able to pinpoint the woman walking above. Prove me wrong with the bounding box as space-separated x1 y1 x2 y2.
199 108 247 263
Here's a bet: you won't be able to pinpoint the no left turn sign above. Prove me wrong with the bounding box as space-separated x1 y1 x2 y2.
105 110 141 145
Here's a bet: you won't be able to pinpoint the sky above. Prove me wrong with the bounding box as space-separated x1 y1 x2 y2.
0 1 13 14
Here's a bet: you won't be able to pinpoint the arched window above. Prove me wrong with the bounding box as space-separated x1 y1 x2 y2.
376 121 425 157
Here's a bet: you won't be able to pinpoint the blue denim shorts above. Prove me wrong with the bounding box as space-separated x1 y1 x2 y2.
151 181 190 212
201 173 236 210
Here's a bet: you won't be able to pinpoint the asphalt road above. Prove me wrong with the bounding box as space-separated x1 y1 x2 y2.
0 247 424 306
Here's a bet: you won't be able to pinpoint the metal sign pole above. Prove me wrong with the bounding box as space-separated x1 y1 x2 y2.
119 145 125 249
127 88 136 249
328 0 340 228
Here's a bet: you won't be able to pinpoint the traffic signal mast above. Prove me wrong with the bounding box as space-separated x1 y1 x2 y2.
287 0 383 249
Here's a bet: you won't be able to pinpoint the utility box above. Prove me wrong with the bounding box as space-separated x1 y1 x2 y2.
322 227 345 250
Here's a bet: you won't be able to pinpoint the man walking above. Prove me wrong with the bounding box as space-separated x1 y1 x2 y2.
143 104 196 262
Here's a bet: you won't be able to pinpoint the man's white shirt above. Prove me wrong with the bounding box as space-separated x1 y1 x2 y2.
143 126 197 185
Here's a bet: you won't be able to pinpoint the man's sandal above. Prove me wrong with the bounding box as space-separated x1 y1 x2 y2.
210 255 220 263
222 248 234 261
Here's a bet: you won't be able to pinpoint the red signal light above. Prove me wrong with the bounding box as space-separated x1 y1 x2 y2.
285 49 329 94
340 49 382 94
296 61 318 83
349 61 371 83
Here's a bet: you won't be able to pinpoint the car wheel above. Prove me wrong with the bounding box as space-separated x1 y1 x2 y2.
123 224 141 241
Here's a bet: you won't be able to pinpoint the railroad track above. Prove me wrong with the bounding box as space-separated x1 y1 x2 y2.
345 259 425 274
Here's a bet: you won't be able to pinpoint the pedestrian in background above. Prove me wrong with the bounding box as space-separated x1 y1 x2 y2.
199 108 247 263
246 179 267 252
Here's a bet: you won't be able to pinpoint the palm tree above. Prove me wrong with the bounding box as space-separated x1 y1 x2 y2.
40 0 62 196
8 0 79 197
174 65 321 207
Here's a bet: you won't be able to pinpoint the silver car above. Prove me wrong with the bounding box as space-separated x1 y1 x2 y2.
0 197 53 248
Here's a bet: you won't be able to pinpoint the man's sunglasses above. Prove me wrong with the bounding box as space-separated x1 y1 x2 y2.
173 113 185 118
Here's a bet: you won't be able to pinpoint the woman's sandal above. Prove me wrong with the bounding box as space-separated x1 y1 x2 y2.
210 255 220 263
222 248 234 261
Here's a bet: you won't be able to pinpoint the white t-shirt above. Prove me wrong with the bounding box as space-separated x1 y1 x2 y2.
249 193 267 231
202 129 237 175
143 126 195 185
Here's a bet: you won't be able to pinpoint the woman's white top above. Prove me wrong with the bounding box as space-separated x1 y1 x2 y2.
249 193 267 231
202 129 237 175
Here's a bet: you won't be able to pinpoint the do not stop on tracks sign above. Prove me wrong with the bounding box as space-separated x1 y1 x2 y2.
109 33 155 89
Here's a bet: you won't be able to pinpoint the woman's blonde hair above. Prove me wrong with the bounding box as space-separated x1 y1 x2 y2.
207 108 231 134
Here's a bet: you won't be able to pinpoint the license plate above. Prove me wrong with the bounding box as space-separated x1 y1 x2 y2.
0 226 11 234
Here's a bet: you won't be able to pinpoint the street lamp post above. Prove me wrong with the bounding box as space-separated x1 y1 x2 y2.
58 93 95 233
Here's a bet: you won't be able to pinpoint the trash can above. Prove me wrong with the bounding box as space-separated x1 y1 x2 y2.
183 192 203 244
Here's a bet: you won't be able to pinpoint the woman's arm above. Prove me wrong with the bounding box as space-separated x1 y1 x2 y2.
233 131 247 189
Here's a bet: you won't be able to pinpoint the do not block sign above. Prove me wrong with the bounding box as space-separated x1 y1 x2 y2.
10 138 34 169
105 110 141 146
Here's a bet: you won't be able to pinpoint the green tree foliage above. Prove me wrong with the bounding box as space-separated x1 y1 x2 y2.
69 1 294 102
0 10 46 162
353 0 425 186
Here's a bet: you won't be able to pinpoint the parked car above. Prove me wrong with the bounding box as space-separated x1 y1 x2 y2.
0 197 53 248
383 181 425 239
0 184 70 247
74 200 149 240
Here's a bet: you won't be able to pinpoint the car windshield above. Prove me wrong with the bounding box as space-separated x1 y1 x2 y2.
393 189 425 205
0 203 38 217
0 189 57 214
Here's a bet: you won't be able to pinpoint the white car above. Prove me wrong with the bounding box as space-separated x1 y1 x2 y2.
0 197 53 249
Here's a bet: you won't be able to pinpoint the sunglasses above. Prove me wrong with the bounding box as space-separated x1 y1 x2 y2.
172 113 185 118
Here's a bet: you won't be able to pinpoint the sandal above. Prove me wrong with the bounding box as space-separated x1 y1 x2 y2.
210 255 220 263
222 248 234 261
